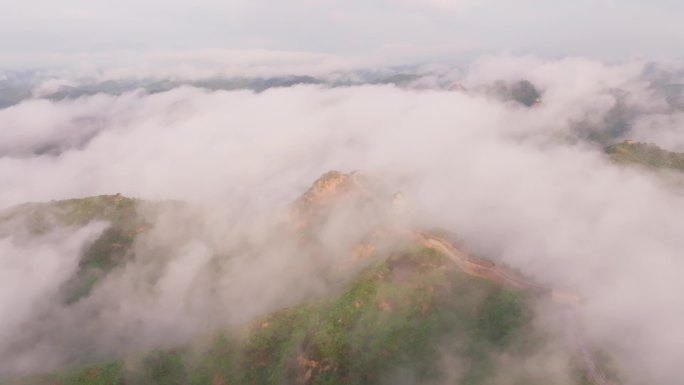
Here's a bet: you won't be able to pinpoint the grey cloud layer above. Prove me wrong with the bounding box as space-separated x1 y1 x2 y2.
1 1 683 61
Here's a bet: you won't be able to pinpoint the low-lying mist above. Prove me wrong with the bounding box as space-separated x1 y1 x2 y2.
1 56 684 384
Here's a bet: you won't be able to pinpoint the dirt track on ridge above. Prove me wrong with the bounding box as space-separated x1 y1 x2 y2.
408 230 617 385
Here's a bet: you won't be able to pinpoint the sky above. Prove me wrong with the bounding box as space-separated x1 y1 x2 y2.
1 0 683 69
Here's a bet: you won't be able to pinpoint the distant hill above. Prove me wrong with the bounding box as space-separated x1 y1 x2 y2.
605 141 684 172
488 80 542 107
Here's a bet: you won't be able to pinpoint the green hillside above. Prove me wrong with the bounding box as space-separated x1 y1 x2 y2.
13 246 592 385
606 141 684 172
0 195 147 303
0 175 613 385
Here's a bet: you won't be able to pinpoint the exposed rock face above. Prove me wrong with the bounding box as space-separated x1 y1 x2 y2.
294 171 369 209
290 171 373 230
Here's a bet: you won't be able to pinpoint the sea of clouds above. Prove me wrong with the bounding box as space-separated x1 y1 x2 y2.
1 55 683 383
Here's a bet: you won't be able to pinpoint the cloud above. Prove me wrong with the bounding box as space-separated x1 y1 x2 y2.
1 49 373 80
31 78 77 98
1 56 684 383
1 1 683 61
630 112 684 151
0 221 107 374
393 0 483 10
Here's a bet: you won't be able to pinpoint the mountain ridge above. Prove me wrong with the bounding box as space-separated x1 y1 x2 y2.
0 172 617 385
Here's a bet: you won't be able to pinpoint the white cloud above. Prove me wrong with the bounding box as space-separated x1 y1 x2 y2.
0 221 106 373
1 49 381 80
31 78 77 98
1 56 684 383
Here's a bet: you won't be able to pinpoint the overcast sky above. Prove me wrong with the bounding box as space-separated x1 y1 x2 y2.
1 0 682 69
